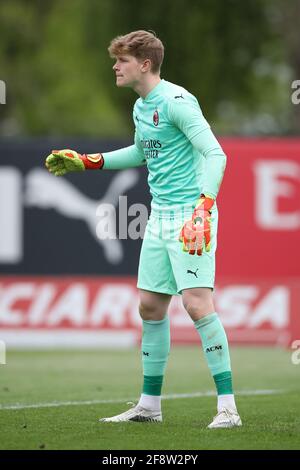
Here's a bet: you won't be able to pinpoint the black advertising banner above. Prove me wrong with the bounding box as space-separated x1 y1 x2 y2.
0 138 150 274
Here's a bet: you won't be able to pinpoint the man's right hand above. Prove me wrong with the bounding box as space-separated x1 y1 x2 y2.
45 149 104 176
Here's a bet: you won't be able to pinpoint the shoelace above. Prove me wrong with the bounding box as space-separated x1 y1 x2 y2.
222 409 232 420
213 408 233 422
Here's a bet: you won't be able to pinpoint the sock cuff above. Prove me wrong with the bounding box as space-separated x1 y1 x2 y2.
213 370 233 395
194 312 218 329
143 375 164 396
143 316 169 326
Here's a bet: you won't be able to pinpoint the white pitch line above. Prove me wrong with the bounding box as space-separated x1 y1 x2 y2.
0 389 283 411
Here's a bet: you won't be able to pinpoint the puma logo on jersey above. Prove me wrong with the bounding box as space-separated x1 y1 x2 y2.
174 93 184 99
187 268 199 278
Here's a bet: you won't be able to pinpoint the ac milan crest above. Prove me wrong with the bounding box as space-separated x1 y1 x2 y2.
153 110 159 126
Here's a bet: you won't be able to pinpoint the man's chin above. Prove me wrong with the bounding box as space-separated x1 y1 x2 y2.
116 79 131 88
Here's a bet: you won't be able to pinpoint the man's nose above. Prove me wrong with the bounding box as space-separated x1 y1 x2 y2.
113 63 119 71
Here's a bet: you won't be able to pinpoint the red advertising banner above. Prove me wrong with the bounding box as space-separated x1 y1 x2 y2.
0 277 299 348
218 138 300 277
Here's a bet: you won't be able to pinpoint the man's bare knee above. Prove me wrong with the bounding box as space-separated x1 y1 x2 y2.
139 302 164 321
139 290 171 321
182 288 215 321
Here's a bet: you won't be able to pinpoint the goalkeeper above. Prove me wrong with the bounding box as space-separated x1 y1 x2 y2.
45 30 241 429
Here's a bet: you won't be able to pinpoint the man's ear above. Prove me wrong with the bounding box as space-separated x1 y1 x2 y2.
141 59 152 72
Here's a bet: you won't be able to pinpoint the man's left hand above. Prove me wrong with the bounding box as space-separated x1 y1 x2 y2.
179 194 215 255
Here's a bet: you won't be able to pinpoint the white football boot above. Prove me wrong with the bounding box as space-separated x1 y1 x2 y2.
99 403 162 423
208 408 242 429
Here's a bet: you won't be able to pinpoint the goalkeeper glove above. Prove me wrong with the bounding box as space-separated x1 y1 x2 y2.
45 149 104 176
179 194 215 255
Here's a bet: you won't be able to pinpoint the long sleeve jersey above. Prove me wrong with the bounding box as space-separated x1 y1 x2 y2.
103 79 226 207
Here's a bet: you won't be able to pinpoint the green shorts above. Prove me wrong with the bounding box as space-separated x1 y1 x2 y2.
137 205 218 295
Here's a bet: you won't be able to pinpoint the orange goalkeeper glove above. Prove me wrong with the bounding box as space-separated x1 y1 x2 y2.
45 149 104 176
179 194 215 255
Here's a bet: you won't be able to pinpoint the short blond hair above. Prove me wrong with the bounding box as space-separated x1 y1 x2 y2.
108 30 164 74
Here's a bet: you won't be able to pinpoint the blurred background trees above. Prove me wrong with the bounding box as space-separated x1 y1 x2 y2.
0 0 298 137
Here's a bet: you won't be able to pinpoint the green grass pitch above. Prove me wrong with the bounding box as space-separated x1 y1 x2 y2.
0 346 299 450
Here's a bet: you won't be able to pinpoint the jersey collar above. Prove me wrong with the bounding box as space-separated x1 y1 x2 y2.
143 79 165 102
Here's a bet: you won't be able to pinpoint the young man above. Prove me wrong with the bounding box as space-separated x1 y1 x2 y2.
45 30 242 428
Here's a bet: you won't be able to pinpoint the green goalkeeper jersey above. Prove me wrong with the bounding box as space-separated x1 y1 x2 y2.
103 79 226 207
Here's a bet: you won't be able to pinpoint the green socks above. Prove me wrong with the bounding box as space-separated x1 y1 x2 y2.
141 316 170 396
140 313 233 402
194 313 233 395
